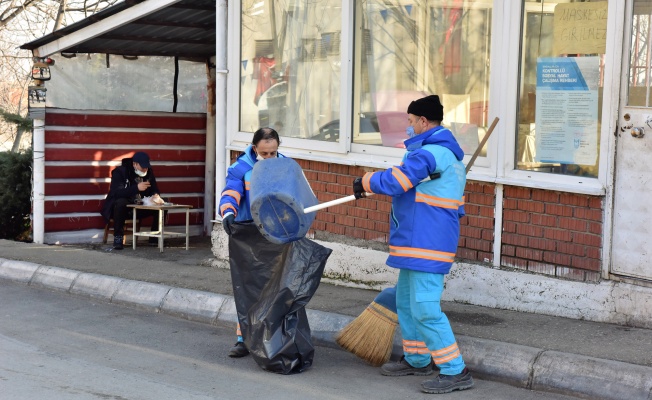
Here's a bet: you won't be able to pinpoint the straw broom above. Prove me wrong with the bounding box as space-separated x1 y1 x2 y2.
335 118 500 367
335 287 397 367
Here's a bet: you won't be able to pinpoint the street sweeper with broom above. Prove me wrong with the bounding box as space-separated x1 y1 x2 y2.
349 95 473 394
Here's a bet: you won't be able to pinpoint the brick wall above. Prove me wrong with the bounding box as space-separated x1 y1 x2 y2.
228 153 604 282
501 186 603 282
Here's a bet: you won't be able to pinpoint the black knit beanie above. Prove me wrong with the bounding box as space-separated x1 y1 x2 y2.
407 95 444 121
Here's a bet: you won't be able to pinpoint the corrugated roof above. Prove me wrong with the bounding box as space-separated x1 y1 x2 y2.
21 0 216 61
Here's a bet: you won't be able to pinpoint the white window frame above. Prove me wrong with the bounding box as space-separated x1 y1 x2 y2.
226 1 617 196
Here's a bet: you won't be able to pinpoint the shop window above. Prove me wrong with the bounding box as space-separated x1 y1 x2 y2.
240 1 342 139
515 0 607 178
353 0 493 155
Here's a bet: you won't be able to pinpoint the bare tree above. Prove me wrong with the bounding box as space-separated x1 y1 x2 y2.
0 0 120 152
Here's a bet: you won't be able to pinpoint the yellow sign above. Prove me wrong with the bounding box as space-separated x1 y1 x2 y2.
553 2 608 55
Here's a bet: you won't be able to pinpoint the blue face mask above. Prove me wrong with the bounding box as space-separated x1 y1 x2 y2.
406 126 416 139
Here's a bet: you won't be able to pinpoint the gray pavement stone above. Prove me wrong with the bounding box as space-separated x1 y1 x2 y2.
0 258 39 283
31 266 80 291
112 280 170 311
161 288 227 324
216 297 238 325
71 273 123 300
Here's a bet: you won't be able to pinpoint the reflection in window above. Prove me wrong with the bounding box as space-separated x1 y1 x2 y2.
240 1 341 141
628 1 652 107
353 0 492 155
516 0 606 178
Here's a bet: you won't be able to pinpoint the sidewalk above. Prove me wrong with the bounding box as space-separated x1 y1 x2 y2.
1 237 652 400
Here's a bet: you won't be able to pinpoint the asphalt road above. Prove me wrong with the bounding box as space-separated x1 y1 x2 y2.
0 280 580 400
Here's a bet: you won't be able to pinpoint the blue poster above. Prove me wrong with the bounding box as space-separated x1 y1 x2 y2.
535 57 599 165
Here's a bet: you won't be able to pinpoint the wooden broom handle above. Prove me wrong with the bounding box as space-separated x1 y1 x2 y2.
304 117 500 214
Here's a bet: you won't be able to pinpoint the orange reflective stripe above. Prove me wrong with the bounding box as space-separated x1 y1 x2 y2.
389 245 456 263
221 189 241 204
403 340 427 348
391 168 413 191
433 350 461 365
220 204 237 216
236 323 242 336
430 343 458 357
245 180 250 190
362 172 374 193
416 193 463 209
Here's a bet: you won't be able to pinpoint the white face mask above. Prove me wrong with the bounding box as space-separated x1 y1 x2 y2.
256 154 265 162
135 168 147 177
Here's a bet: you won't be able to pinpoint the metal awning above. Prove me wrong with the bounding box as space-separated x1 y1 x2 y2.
20 0 216 61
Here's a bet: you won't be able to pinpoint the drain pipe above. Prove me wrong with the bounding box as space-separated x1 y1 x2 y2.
33 118 45 244
214 0 228 217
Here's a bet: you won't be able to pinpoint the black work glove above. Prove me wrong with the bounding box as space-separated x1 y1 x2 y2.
353 177 366 199
222 214 235 235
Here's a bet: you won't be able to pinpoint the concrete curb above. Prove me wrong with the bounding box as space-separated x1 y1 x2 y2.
1 257 651 400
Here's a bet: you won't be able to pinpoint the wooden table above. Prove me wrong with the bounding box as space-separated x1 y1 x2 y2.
127 204 192 252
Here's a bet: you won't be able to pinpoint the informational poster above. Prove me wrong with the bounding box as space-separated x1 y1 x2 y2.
553 2 608 55
535 57 599 165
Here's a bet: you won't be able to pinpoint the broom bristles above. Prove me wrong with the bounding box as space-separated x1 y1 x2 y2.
335 301 398 367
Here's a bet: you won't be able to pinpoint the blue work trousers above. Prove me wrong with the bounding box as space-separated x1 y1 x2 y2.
396 269 465 375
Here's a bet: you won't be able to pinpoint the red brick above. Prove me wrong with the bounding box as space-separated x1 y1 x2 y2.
528 237 556 251
347 207 368 218
502 221 517 233
465 238 492 252
375 221 390 233
545 204 574 217
560 193 589 207
573 232 602 247
336 174 354 185
516 224 544 237
556 267 586 281
364 230 387 242
503 210 529 223
330 164 349 174
559 217 588 232
515 247 543 261
481 230 494 241
327 183 349 195
461 226 483 239
528 261 556 276
587 221 602 235
585 271 601 282
570 257 601 271
588 197 603 209
543 228 572 241
502 233 528 247
531 213 557 227
464 204 480 215
543 252 571 266
458 236 466 247
586 246 601 259
501 256 528 270
518 200 545 213
468 192 494 206
467 216 494 229
377 201 392 213
348 166 369 176
504 186 532 199
355 218 375 230
315 212 335 223
532 190 559 203
483 184 496 195
502 198 518 210
334 214 355 227
311 181 327 192
502 244 516 256
310 161 329 172
573 207 603 222
355 198 377 210
317 172 338 183
478 205 495 218
304 171 318 181
344 226 367 239
368 210 388 221
326 224 346 235
312 221 326 231
557 242 585 256
295 159 311 169
457 247 478 260
478 252 493 263
465 182 485 193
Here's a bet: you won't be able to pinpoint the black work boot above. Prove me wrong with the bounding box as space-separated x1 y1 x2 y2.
381 356 435 376
113 235 124 250
148 237 159 247
228 342 249 358
421 367 474 394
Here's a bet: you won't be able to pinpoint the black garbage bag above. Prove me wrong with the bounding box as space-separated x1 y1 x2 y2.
228 222 332 374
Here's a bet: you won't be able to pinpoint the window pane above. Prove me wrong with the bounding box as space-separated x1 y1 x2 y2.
354 0 492 155
240 1 342 140
628 2 652 107
516 0 607 178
